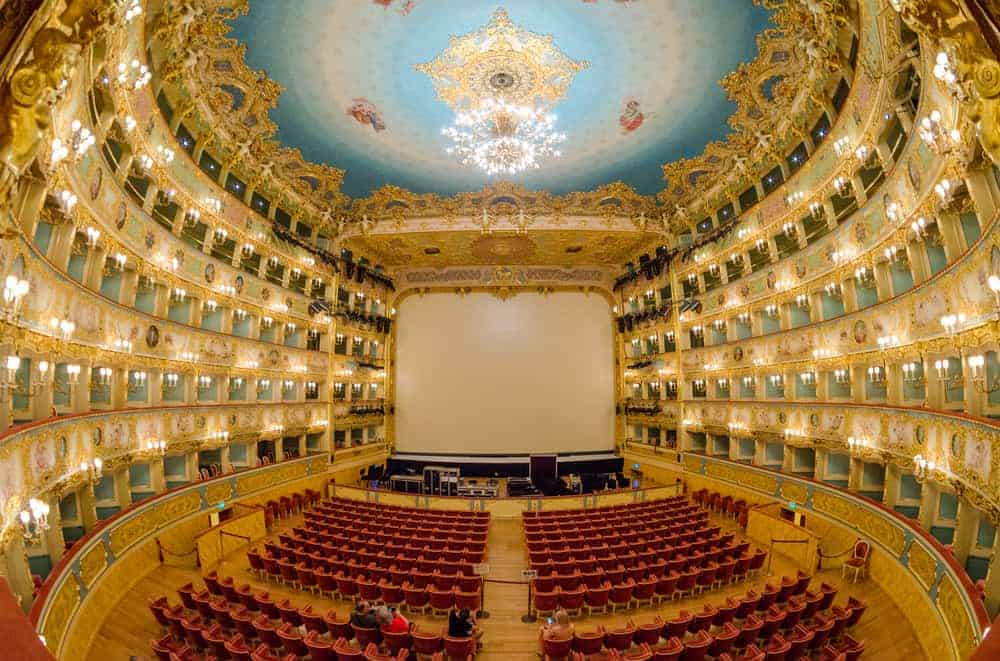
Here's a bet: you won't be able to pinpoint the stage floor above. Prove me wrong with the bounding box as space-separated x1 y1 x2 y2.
86 509 925 660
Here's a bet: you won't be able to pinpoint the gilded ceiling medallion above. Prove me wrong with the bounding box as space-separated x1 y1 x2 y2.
470 233 537 263
415 8 589 112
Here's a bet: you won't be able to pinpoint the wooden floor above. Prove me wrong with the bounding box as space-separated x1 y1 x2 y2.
88 512 927 661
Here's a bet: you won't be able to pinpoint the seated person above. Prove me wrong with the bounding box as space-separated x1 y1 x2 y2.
537 608 574 654
448 607 483 643
376 605 410 633
350 600 378 629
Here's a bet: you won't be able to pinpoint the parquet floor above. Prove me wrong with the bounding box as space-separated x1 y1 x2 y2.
87 512 927 661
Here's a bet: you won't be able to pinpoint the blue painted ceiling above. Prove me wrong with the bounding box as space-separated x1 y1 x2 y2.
228 1 773 199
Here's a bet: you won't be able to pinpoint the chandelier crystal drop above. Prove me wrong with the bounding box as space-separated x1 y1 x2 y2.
442 99 566 176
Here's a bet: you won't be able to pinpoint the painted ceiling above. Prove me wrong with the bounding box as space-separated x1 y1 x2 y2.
227 1 773 200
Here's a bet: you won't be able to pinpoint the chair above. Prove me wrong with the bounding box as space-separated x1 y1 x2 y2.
603 622 637 652
709 623 739 658
534 589 561 617
785 625 814 661
843 596 867 629
841 541 869 583
203 624 228 659
681 629 712 661
363 643 408 661
352 623 380 648
736 614 763 650
324 610 353 641
334 637 367 661
225 634 254 661
277 598 302 628
573 629 606 659
429 586 456 616
695 564 717 594
204 571 222 596
764 633 791 661
664 611 693 641
818 582 838 611
584 585 610 615
443 635 476 660
277 623 308 657
609 579 635 613
633 576 657 608
559 586 586 616
542 635 575 661
651 636 684 661
382 624 414 655
454 589 481 613
404 584 430 614
635 617 665 646
692 604 717 633
411 629 444 658
654 571 678 604
305 630 335 661
300 604 328 634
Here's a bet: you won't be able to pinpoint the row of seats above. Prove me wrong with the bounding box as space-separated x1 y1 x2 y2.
300 517 489 550
531 554 772 617
523 496 692 522
539 574 867 661
316 497 489 526
151 577 478 660
525 502 703 533
691 489 750 523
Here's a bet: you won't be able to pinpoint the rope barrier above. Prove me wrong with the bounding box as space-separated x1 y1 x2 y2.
155 538 197 562
219 531 252 543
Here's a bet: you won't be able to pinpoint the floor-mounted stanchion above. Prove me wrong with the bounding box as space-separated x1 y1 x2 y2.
521 569 537 623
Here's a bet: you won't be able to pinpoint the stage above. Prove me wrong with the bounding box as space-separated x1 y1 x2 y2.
385 450 624 478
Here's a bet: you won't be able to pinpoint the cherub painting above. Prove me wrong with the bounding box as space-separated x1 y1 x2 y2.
347 98 386 133
619 99 646 133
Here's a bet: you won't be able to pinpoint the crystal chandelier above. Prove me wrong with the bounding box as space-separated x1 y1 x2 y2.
418 9 587 177
442 99 565 176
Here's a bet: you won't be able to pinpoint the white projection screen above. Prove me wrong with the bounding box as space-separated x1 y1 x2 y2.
394 292 615 455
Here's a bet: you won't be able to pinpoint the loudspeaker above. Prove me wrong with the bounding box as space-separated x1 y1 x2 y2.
656 246 668 259
345 261 355 278
355 265 366 283
617 317 626 333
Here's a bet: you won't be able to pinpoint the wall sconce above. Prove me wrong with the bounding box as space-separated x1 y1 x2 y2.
203 197 222 214
242 243 255 257
867 365 886 384
940 313 965 334
800 371 816 386
742 375 756 389
234 309 248 321
208 431 230 442
284 322 297 335
876 335 899 349
282 379 295 393
782 222 797 238
146 439 166 456
712 319 725 332
883 245 906 263
156 144 175 164
853 266 874 287
136 153 153 171
306 381 319 397
764 304 778 317
716 377 729 391
833 136 850 156
90 367 112 392
967 355 1000 394
83 226 100 247
79 457 103 482
934 358 963 388
203 299 218 312
127 370 147 393
768 374 784 388
847 436 866 453
184 208 200 226
257 379 271 395
2 275 29 321
54 363 80 396
934 178 957 205
116 58 151 89
823 281 841 298
692 379 706 396
112 338 132 353
690 325 704 338
727 421 748 436
160 373 180 393
19 498 50 544
261 316 274 329
913 454 936 483
834 368 850 385
902 361 925 385
171 288 187 303
795 294 809 309
783 428 805 441
228 376 244 393
197 375 213 392
833 176 852 196
664 331 675 344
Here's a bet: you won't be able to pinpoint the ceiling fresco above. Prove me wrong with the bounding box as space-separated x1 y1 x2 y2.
227 1 774 199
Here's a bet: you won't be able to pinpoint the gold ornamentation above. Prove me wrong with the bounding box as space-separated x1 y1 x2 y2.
908 540 938 589
415 8 589 112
